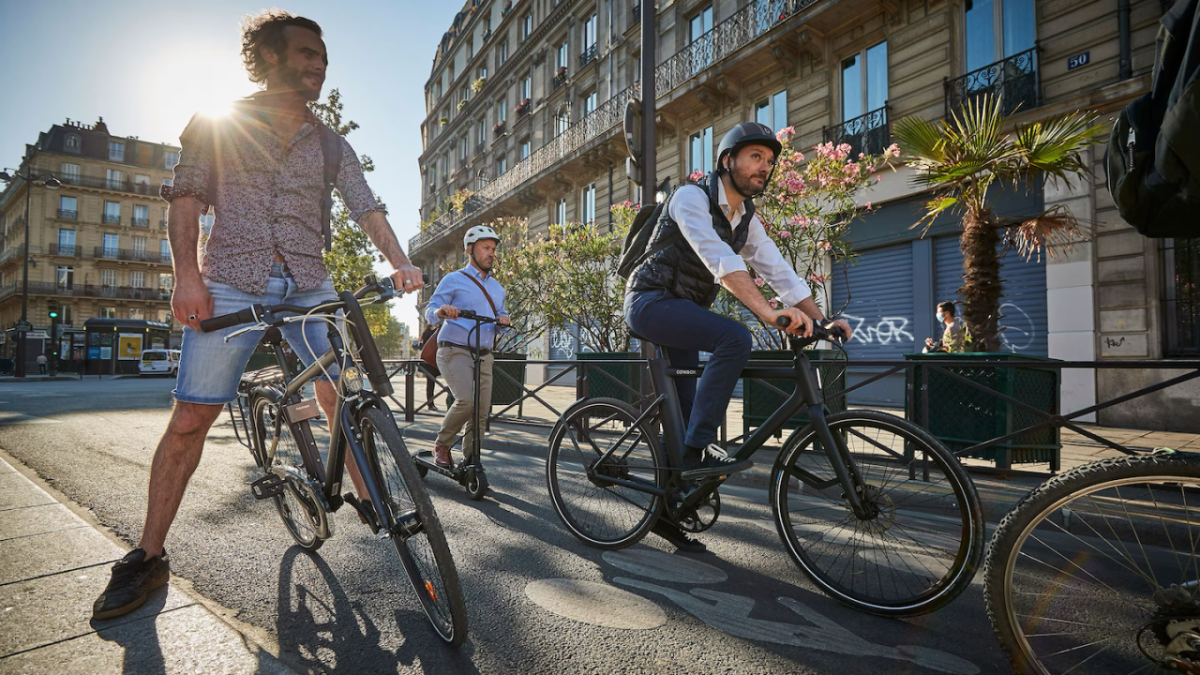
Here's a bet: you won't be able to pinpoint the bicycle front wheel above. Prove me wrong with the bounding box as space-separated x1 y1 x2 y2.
984 451 1200 675
360 406 468 647
770 410 983 617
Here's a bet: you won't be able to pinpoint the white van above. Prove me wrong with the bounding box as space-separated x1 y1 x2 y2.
139 349 181 376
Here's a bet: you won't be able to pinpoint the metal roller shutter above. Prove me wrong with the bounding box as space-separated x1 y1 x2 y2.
933 236 1048 356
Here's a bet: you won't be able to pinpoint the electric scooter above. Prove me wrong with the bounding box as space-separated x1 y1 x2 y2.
413 310 497 500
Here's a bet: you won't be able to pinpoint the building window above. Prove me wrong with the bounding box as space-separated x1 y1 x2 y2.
129 308 144 320
130 270 146 288
59 163 80 183
555 198 568 225
103 234 119 259
165 151 180 169
583 90 598 116
59 196 77 220
498 39 508 67
100 268 118 287
555 106 570 136
583 13 598 51
755 90 788 133
65 134 81 153
521 13 533 41
497 98 507 122
461 85 471 103
467 39 474 59
58 229 76 253
689 6 714 42
521 75 532 102
1164 238 1200 355
496 156 508 175
108 140 124 162
842 41 888 122
133 204 149 227
689 126 714 175
101 307 117 319
556 39 569 70
106 169 123 190
687 6 714 73
103 201 121 224
61 304 73 326
520 138 531 160
581 183 596 224
160 239 172 263
460 136 469 163
56 266 74 290
158 309 172 323
477 119 487 147
132 236 147 260
966 0 1036 72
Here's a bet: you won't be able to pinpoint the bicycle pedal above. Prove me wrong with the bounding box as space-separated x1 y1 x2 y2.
250 474 286 500
343 493 379 530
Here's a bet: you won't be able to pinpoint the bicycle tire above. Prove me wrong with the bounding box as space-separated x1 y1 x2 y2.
983 451 1200 675
770 409 983 617
250 393 325 551
361 406 468 647
546 397 666 549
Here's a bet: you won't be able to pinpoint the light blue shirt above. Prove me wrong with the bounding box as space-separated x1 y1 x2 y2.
425 265 509 349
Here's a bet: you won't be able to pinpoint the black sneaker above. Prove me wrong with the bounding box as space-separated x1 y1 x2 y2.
92 548 170 620
651 520 707 553
680 443 754 480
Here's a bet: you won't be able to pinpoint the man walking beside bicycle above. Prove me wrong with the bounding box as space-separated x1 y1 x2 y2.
92 10 423 620
425 226 511 469
624 122 852 552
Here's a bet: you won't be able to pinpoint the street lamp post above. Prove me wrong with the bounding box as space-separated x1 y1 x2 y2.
0 167 61 378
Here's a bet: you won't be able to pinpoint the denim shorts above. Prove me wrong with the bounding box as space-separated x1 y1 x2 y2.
174 263 341 405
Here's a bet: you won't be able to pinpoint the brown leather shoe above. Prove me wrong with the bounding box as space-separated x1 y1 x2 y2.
434 445 452 467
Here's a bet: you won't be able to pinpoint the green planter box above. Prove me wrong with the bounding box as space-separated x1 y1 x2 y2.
905 352 1061 470
244 351 279 373
742 350 847 435
577 351 642 405
492 352 527 407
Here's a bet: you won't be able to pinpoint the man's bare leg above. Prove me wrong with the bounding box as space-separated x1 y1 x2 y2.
314 379 371 500
138 402 225 558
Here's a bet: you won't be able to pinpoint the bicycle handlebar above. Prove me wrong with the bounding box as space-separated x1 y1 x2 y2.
456 309 500 324
774 316 848 343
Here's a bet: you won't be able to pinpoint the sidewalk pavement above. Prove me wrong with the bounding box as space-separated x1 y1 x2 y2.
0 451 295 675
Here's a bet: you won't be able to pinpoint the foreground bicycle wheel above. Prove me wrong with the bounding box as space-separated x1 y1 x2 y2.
984 451 1200 674
251 393 325 551
770 409 983 617
546 398 667 549
361 406 468 647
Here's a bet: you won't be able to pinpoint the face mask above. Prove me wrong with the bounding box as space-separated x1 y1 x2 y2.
935 312 944 322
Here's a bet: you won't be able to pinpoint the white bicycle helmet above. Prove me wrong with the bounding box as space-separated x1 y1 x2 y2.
463 225 500 247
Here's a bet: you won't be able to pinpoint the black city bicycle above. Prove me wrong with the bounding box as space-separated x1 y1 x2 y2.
412 310 495 500
210 274 468 647
983 449 1200 674
546 319 984 617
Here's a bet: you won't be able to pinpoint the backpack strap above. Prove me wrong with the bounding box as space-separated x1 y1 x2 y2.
318 125 343 253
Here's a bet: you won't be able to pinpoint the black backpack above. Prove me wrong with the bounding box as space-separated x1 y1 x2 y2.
1106 0 1200 238
616 197 684 280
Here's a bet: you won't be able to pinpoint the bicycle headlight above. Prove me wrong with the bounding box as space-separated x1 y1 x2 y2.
342 366 364 393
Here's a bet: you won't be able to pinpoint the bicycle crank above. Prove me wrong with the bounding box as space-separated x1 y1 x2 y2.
677 490 721 533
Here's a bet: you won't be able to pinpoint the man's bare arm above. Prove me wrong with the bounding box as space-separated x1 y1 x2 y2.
167 198 212 330
721 271 812 337
359 211 424 290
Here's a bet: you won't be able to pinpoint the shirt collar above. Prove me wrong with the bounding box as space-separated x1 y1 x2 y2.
235 93 321 132
462 263 489 281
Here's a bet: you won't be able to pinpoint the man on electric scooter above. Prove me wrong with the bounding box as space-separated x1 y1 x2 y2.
425 226 511 468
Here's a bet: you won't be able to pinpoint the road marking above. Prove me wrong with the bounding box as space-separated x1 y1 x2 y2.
602 548 727 584
0 412 60 425
525 579 666 629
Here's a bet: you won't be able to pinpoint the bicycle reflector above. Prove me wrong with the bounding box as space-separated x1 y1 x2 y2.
342 366 364 393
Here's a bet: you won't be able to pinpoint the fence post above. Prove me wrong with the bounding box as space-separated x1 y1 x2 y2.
405 362 415 422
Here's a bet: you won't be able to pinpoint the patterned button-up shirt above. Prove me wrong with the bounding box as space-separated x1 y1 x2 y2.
161 93 385 295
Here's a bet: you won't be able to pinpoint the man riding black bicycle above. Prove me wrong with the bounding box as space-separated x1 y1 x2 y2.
624 122 853 552
92 10 423 620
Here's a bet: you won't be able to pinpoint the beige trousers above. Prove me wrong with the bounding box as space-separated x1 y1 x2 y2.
434 345 494 459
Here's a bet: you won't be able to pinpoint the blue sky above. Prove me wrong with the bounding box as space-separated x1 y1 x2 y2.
0 0 462 332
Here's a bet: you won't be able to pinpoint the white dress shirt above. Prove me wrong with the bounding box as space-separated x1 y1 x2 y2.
666 177 812 307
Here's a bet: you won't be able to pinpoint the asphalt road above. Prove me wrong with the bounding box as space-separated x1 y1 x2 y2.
0 378 1016 674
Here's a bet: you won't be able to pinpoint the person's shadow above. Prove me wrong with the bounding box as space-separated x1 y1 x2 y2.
275 546 482 674
92 590 171 675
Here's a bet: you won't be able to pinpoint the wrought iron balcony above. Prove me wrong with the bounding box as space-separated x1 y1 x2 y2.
553 70 568 90
93 247 170 263
945 47 1039 118
159 218 168 230
579 44 597 68
823 105 890 159
12 281 171 301
102 214 121 225
632 3 640 24
49 243 81 257
56 209 77 220
131 217 150 228
56 173 162 196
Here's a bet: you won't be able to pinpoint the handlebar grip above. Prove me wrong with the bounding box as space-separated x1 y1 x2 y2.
422 273 429 284
199 307 257 333
775 316 791 328
459 309 478 319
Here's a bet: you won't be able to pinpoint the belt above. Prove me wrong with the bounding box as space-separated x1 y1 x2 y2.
439 341 491 355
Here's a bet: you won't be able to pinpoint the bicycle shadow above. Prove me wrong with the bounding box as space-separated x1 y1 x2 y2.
274 546 482 675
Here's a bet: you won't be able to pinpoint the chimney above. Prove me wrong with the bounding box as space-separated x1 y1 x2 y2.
94 117 109 134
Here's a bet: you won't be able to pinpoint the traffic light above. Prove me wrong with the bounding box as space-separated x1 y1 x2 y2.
47 300 59 320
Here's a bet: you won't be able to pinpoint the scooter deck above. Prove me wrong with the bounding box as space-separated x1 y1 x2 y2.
414 450 466 480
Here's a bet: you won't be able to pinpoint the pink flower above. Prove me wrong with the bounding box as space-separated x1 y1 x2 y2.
754 277 765 287
885 143 901 158
688 169 705 183
769 298 780 309
867 165 875 174
820 241 833 251
864 201 872 209
876 175 883 182
779 230 792 238
776 126 796 142
807 273 827 283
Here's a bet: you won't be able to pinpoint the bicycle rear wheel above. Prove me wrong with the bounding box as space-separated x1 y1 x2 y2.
770 409 983 617
251 393 325 551
546 398 666 549
361 406 468 647
984 451 1200 675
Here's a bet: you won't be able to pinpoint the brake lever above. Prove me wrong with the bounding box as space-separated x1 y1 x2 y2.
223 323 269 343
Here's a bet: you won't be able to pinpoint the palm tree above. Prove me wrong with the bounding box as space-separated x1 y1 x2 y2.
893 95 1106 352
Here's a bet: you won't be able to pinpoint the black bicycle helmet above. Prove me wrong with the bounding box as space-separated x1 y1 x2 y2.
716 122 783 198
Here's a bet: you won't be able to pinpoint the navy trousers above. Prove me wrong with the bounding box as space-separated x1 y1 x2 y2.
625 289 752 448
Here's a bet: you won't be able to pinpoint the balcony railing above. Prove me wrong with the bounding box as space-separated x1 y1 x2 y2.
632 3 640 24
56 209 77 220
823 105 890 159
56 173 162 197
410 0 825 254
579 44 597 68
102 214 121 225
159 218 169 230
93 247 171 263
49 243 81 257
131 217 150 228
3 280 171 301
553 71 568 90
945 47 1039 118
0 244 27 266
